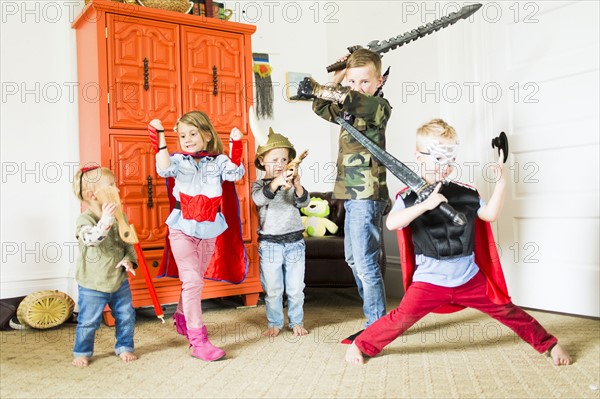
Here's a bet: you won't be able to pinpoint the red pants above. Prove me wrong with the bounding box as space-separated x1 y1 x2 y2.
355 272 557 357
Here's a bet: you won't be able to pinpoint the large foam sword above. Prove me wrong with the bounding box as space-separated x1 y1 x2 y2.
334 117 467 226
326 3 482 72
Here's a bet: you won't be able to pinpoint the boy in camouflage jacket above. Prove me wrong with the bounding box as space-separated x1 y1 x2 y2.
298 49 392 337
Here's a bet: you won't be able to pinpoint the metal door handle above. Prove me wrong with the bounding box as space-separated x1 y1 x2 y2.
213 65 218 96
147 175 153 208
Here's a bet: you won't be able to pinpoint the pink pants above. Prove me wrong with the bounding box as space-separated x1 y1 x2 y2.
355 272 557 357
168 228 216 329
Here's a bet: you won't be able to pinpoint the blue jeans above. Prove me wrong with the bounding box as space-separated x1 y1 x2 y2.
73 280 135 358
258 240 306 329
344 199 387 327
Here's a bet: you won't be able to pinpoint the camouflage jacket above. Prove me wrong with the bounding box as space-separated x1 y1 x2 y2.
313 90 392 200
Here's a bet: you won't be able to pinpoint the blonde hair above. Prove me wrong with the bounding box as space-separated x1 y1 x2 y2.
176 111 224 154
346 48 382 77
416 119 458 151
73 166 113 202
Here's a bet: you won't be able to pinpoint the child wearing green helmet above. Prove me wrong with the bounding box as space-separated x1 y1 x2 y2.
252 128 311 337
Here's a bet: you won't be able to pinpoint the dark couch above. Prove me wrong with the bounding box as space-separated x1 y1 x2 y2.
303 192 388 287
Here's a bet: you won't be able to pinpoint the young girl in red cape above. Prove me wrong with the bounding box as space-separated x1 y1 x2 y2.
148 111 247 361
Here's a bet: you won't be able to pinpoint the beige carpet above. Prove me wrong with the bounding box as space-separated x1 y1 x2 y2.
1 288 599 399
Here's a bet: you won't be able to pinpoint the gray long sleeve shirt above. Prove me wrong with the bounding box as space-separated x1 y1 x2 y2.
251 179 310 241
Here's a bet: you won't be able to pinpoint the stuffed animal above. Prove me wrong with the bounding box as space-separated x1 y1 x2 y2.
300 197 339 237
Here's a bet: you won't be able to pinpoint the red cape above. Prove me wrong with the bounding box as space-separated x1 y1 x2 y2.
396 191 511 313
157 154 248 284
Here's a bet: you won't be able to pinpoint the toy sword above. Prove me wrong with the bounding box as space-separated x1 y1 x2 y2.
326 3 482 72
334 117 467 226
95 186 166 323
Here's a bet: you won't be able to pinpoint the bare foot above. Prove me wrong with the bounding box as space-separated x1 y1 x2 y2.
71 356 90 367
345 342 365 365
550 343 572 366
292 325 309 336
119 352 138 363
72 357 89 367
262 327 281 337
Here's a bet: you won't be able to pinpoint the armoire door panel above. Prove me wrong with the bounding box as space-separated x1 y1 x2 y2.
107 15 181 130
211 90 244 131
181 26 245 132
110 134 178 249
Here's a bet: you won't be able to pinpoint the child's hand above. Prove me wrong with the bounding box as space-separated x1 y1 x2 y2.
292 173 301 185
477 150 508 222
282 169 294 186
228 129 243 166
422 183 447 211
149 119 163 129
230 127 243 141
496 149 506 175
270 171 292 191
332 55 348 84
292 174 303 190
116 259 136 276
292 174 305 196
488 149 506 184
101 203 117 220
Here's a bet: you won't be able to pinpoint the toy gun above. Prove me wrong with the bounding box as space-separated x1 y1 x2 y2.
285 149 308 180
326 3 482 73
334 117 467 225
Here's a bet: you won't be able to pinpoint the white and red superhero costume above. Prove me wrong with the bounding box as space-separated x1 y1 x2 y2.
157 142 247 284
352 183 557 357
396 184 511 313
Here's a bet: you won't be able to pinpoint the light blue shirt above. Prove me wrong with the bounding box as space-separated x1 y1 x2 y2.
392 194 483 287
157 153 244 239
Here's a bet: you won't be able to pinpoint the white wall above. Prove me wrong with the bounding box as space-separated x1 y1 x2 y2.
0 1 339 300
2 1 598 310
232 1 336 187
323 1 445 296
485 1 599 317
0 0 416 300
1 1 84 298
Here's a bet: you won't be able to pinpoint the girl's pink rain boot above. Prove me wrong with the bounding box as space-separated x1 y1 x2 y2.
173 312 188 338
187 325 225 361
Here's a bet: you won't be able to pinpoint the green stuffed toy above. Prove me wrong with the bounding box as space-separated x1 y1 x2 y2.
300 197 339 237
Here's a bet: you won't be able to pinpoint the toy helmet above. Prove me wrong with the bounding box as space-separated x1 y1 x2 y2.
254 128 296 171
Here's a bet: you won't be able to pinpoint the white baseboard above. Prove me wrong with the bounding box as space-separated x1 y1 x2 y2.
387 256 400 268
2 258 406 303
1 277 76 300
384 256 405 299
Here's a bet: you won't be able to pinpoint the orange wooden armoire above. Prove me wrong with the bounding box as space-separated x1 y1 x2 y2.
72 0 261 324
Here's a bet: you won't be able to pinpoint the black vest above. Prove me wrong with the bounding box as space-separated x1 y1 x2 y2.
403 182 480 260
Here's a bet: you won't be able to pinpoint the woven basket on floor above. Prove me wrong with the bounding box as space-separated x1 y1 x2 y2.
137 0 193 14
16 290 75 329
